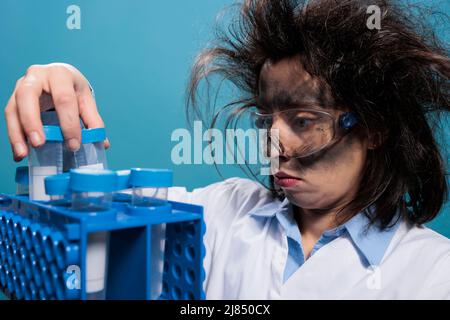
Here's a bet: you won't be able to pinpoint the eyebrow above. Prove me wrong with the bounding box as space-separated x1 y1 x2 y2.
256 86 332 112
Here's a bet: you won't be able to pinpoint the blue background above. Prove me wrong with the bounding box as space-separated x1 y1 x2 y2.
0 0 448 240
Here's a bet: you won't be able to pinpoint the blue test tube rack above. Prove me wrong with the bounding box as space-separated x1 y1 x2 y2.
0 194 206 300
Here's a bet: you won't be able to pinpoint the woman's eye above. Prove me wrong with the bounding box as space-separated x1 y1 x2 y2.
292 117 314 129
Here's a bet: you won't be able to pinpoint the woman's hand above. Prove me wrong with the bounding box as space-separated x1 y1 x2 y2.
4 63 109 162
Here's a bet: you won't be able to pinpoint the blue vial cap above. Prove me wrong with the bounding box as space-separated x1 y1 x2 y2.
81 128 106 144
129 168 173 188
44 173 70 196
70 169 117 193
43 126 106 143
116 170 131 190
15 167 29 185
43 126 63 142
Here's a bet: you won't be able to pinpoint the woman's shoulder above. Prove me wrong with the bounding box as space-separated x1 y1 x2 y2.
198 177 274 211
397 223 450 271
405 225 450 250
406 226 450 296
168 177 274 216
218 177 271 195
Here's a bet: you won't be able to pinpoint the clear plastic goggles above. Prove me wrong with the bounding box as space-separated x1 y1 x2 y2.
251 108 358 159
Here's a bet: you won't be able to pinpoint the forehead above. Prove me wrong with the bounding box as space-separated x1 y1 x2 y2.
257 56 337 112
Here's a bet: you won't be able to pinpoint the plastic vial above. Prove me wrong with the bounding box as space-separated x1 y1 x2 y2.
70 168 117 300
41 110 108 171
44 173 70 206
129 168 172 207
15 166 29 196
129 168 173 300
28 111 107 201
70 168 116 212
28 126 63 201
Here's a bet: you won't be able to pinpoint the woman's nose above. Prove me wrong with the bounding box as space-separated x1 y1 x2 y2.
269 118 297 159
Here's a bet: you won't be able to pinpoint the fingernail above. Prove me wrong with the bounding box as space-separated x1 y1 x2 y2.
67 138 80 151
29 131 42 147
14 142 26 157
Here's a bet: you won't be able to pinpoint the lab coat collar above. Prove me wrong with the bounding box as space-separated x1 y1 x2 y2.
248 197 290 218
249 199 401 266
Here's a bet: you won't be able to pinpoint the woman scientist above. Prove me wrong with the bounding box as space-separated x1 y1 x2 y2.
4 0 450 299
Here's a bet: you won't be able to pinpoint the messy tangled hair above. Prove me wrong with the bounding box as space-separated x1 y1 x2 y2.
187 0 450 229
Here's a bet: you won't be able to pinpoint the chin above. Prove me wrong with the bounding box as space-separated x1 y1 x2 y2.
283 190 323 209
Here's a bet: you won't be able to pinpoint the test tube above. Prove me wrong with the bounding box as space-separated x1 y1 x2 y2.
129 168 173 300
44 173 70 206
29 109 108 201
70 168 117 300
70 169 116 212
15 166 29 196
129 168 172 207
28 126 63 201
41 110 107 171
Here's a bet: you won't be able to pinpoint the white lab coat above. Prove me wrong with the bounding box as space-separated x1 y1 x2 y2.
168 177 450 299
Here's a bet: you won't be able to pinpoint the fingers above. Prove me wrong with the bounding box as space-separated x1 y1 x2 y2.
104 138 110 149
77 88 104 128
77 87 110 149
14 72 46 149
4 93 28 161
48 68 81 151
5 63 108 162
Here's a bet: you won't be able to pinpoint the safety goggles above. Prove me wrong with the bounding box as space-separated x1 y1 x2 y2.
251 108 359 159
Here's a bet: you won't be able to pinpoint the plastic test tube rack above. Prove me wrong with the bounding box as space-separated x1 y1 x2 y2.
0 194 206 300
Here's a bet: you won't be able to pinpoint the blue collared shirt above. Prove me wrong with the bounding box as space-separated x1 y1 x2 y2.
249 198 401 283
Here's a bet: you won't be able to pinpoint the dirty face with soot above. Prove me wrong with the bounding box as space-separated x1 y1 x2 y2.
258 55 370 216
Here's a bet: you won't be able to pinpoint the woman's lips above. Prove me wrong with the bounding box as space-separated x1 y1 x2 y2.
274 172 303 188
